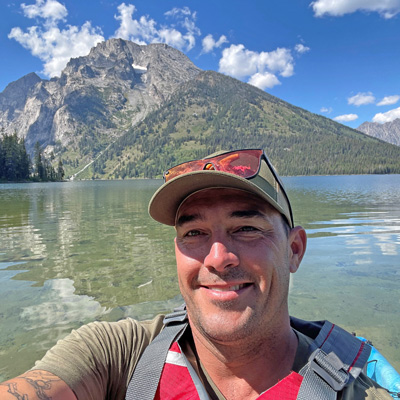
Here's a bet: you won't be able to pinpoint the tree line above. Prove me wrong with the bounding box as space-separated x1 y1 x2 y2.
0 132 64 182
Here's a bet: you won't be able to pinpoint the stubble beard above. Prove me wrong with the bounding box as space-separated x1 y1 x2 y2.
193 304 261 343
185 264 291 346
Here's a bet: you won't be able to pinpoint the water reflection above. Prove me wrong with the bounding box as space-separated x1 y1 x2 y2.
0 175 399 380
20 278 110 330
0 181 179 308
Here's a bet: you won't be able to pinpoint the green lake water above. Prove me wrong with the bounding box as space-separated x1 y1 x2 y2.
0 175 399 381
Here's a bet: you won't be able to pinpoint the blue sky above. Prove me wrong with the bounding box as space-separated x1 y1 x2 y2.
1 0 400 129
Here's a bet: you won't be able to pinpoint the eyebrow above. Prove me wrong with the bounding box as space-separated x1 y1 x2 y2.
230 210 266 219
176 209 265 227
175 213 202 227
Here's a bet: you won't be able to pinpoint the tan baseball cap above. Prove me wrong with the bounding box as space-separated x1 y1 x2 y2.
148 149 294 228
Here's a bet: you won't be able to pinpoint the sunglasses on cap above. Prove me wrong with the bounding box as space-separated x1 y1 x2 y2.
149 149 294 227
163 149 293 225
164 149 279 183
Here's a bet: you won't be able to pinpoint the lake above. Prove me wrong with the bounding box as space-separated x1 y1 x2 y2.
0 175 399 381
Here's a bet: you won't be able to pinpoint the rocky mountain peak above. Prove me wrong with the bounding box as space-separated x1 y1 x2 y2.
1 72 42 96
0 38 201 155
358 119 400 147
62 39 199 85
0 72 42 111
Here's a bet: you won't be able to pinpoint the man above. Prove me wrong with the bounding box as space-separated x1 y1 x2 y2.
0 149 393 399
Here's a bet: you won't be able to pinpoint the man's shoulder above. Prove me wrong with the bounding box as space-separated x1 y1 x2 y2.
89 314 165 336
29 314 166 400
59 314 165 346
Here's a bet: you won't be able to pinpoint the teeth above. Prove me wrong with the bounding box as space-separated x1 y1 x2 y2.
211 284 244 292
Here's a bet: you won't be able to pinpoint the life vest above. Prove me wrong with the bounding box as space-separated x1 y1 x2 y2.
125 305 371 400
155 340 304 400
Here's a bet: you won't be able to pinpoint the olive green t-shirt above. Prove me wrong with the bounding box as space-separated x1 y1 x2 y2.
32 315 392 400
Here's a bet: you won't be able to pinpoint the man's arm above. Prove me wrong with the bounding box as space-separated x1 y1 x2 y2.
0 370 76 400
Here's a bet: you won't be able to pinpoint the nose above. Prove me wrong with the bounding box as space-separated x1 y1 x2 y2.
203 239 239 272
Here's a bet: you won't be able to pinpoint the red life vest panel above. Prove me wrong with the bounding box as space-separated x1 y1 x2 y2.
155 341 304 400
155 342 201 400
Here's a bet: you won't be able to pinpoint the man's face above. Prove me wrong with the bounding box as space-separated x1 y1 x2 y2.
174 188 305 345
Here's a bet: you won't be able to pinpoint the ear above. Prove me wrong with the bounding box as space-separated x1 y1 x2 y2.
288 226 307 273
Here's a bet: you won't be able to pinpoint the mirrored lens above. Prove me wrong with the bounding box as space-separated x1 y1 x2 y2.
164 149 263 182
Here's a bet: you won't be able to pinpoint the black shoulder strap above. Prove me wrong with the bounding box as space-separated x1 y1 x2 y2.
125 304 188 400
296 320 371 400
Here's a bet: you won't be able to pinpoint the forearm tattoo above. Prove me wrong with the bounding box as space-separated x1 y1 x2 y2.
3 382 28 400
1 371 59 399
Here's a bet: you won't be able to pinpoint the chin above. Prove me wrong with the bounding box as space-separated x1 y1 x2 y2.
192 309 259 343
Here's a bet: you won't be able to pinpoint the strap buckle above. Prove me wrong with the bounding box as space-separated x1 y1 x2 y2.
163 304 187 325
308 348 350 391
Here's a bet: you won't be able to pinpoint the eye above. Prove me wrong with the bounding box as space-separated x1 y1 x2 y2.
185 229 202 237
237 226 258 232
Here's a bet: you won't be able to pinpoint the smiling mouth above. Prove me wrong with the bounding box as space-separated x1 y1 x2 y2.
204 283 252 292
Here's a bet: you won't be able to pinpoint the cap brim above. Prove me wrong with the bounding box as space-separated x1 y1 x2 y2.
148 170 282 226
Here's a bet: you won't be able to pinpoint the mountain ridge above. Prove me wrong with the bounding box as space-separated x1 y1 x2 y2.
357 119 400 147
1 38 400 178
92 70 400 178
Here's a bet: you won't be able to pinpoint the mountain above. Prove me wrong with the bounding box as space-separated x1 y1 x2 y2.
0 38 200 161
91 70 400 178
1 38 400 178
357 119 400 147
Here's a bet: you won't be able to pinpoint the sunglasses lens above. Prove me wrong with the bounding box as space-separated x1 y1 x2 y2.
164 160 206 181
164 149 263 182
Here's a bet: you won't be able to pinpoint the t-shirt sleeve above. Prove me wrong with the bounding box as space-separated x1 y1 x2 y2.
31 315 165 400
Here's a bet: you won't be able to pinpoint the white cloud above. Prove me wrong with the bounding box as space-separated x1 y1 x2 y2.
165 7 200 46
202 34 228 54
164 7 193 17
377 95 400 106
321 107 333 113
372 106 400 123
334 114 359 122
113 4 200 51
311 0 400 19
114 4 157 45
21 0 67 24
219 44 295 89
348 92 375 106
295 43 310 54
158 28 189 51
248 72 281 90
9 4 104 78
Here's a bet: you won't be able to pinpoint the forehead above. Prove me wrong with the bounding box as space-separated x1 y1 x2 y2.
175 188 276 222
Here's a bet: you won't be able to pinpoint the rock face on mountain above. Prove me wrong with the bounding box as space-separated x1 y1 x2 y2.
357 119 400 147
0 39 200 155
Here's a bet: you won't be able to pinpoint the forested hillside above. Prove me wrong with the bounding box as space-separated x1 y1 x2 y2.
88 71 400 179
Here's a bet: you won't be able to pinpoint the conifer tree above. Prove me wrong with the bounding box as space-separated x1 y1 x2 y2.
34 141 45 180
57 160 65 181
0 132 30 181
0 130 5 180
